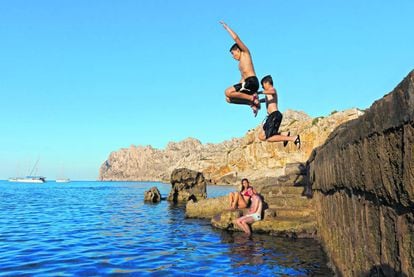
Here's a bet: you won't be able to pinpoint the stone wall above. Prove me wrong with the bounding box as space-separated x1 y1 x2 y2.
308 70 414 276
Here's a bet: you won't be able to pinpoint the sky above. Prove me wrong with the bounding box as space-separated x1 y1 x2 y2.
1 0 413 180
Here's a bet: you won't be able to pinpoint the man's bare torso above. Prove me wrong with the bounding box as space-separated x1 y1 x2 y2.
238 52 256 81
250 194 263 215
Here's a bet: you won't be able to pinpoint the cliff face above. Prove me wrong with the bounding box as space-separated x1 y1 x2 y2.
99 109 363 183
308 70 414 276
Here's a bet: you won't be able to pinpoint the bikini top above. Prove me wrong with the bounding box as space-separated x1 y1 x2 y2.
242 188 253 196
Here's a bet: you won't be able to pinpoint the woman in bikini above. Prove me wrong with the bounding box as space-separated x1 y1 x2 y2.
228 178 256 209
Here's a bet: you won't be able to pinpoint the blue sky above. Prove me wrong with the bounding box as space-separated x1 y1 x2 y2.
1 0 413 180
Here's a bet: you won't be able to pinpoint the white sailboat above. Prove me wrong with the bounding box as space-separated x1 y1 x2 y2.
9 159 46 183
9 176 46 183
56 178 70 183
56 164 70 183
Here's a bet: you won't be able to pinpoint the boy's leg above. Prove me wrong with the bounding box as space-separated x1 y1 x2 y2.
225 86 259 106
235 216 249 234
226 97 252 105
259 130 294 143
239 216 254 235
233 192 242 209
266 134 296 143
258 130 267 141
229 192 235 209
237 194 248 209
266 134 301 148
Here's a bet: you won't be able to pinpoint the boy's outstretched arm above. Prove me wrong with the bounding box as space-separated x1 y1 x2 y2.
219 21 249 53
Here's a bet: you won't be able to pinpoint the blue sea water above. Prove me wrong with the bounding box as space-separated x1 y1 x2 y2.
0 180 333 276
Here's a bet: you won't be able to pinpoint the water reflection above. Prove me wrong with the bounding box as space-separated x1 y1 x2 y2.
219 230 330 276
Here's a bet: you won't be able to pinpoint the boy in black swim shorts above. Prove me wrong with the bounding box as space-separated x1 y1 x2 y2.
233 76 259 95
257 75 301 148
220 21 261 117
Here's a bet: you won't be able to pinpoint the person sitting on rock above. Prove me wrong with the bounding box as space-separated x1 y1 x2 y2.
228 178 256 210
235 187 263 236
258 75 301 148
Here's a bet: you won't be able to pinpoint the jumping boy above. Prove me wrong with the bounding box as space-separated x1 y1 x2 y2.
258 75 301 148
220 21 261 117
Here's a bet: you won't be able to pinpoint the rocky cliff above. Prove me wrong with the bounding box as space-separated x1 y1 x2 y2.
99 109 363 183
308 70 414 276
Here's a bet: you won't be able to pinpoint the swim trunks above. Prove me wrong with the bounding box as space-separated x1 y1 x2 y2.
233 76 259 95
263 110 283 139
249 212 261 222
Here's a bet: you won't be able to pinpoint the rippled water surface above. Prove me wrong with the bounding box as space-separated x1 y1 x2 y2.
0 181 333 276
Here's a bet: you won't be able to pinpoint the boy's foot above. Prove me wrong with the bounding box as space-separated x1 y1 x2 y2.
283 131 291 147
251 94 261 117
251 106 258 117
294 135 301 149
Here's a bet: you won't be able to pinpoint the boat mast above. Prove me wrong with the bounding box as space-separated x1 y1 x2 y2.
29 158 40 176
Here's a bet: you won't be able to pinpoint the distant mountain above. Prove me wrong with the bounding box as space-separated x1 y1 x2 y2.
99 108 363 183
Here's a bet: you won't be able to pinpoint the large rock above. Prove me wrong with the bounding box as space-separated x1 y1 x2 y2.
186 195 228 219
308 70 414 276
99 109 363 183
211 209 244 230
167 168 207 203
144 186 162 203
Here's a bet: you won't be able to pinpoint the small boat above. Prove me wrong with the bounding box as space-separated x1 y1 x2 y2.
56 178 70 183
9 176 46 183
9 158 46 183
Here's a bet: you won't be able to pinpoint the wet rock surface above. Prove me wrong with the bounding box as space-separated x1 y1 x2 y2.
167 168 207 203
308 70 414 276
144 186 162 203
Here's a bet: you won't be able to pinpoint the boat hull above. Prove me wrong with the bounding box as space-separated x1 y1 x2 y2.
56 179 70 183
9 177 46 183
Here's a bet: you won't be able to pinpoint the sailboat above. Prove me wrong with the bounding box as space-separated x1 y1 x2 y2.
56 164 70 183
9 159 46 183
56 178 70 183
9 176 46 183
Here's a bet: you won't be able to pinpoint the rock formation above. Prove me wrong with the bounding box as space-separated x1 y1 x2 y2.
186 195 228 219
144 186 162 203
308 70 414 276
99 109 363 183
167 168 207 203
187 162 317 238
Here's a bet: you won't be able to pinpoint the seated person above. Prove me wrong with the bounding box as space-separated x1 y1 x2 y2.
228 178 256 209
235 187 263 236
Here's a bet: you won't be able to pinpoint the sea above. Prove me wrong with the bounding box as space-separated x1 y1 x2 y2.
0 180 333 276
